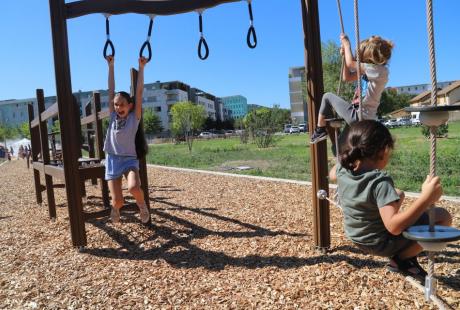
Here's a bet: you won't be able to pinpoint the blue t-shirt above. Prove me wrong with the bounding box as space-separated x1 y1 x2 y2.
336 163 400 246
103 111 140 157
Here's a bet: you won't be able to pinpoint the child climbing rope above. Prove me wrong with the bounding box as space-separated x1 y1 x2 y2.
329 120 452 278
310 34 393 144
103 56 150 224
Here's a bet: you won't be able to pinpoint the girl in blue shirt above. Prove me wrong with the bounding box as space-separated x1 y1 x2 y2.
103 56 150 224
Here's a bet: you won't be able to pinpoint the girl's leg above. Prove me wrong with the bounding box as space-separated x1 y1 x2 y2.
126 169 150 223
318 93 358 127
433 207 452 226
108 178 123 223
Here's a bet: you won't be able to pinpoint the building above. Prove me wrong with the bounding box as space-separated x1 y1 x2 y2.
409 80 460 121
391 80 456 95
221 95 248 119
1 80 225 135
288 66 307 124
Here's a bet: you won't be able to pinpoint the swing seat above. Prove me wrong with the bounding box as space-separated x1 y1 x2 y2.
325 118 344 129
403 225 460 251
405 105 460 127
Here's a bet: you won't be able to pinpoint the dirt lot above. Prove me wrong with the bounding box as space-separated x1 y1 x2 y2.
1 159 459 309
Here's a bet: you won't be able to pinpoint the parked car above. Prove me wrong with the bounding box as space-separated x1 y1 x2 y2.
398 118 412 127
384 119 399 128
298 123 307 132
411 118 421 126
199 131 213 138
289 126 300 134
284 124 292 134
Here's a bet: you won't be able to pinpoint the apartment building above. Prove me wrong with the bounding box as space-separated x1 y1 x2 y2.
392 80 456 95
288 66 307 124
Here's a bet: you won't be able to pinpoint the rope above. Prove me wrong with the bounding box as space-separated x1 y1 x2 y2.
425 0 438 297
336 0 345 96
139 15 155 62
103 14 115 58
353 0 362 120
426 0 438 233
246 0 257 48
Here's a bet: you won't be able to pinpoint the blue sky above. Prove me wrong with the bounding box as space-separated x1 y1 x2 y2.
1 1 459 109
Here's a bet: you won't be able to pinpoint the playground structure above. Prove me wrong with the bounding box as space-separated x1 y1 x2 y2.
33 0 330 250
28 68 150 247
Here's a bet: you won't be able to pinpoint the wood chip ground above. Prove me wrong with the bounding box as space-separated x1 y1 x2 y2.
1 160 459 309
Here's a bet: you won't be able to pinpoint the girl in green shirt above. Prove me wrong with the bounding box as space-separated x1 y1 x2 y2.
330 120 452 278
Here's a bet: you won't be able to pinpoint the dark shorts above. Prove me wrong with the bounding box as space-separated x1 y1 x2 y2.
355 213 429 257
105 153 139 181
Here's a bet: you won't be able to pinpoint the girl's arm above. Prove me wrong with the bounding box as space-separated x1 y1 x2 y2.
135 57 148 120
329 164 337 182
340 34 365 82
106 56 115 113
379 176 442 235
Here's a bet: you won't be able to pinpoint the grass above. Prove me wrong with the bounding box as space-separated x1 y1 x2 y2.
146 121 460 196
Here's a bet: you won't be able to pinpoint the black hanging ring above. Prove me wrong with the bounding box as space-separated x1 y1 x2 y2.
246 0 257 49
139 16 154 62
103 40 115 58
139 41 152 62
103 15 115 58
197 11 209 60
198 37 209 60
247 26 257 48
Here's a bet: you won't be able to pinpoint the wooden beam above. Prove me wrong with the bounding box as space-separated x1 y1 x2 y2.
80 114 96 126
301 0 330 250
66 0 241 19
49 0 87 247
41 102 59 121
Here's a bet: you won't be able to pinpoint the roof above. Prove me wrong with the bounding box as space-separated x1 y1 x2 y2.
438 80 460 96
409 90 431 103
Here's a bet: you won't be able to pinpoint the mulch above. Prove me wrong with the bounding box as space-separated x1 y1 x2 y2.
1 159 459 309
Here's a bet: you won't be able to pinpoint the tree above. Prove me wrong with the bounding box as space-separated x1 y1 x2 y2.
170 101 206 153
378 89 413 117
243 107 282 148
143 108 163 136
322 41 355 102
19 122 31 139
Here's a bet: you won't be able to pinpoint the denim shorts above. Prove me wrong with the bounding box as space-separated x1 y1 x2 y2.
355 213 430 257
105 153 139 181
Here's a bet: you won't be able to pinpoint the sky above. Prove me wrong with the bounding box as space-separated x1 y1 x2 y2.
1 1 459 109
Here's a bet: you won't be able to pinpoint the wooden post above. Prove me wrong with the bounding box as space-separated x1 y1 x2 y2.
300 0 330 250
130 69 150 210
85 102 97 185
37 89 57 219
92 92 110 209
27 104 43 205
49 0 86 247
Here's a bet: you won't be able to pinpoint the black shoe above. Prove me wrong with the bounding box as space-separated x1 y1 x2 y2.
310 127 328 144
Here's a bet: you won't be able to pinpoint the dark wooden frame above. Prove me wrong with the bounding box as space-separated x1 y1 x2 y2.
46 0 329 249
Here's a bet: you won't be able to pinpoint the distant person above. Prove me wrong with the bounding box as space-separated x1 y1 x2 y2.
310 34 394 145
26 145 31 169
19 145 24 159
9 147 13 158
103 55 150 224
330 120 452 278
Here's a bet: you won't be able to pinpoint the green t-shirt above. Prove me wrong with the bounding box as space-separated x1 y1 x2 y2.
336 163 400 246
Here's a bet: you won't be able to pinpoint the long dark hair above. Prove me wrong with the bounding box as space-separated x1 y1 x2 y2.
116 91 148 159
339 120 394 170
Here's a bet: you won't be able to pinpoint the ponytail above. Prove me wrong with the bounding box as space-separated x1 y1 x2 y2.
339 120 394 170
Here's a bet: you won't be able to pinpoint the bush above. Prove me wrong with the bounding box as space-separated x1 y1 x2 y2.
421 124 448 138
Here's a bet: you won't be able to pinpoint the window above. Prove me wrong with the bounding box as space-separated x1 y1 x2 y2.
154 107 161 112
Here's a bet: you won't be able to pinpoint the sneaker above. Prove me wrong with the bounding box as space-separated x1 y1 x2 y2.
138 204 150 224
310 127 328 144
110 207 120 223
